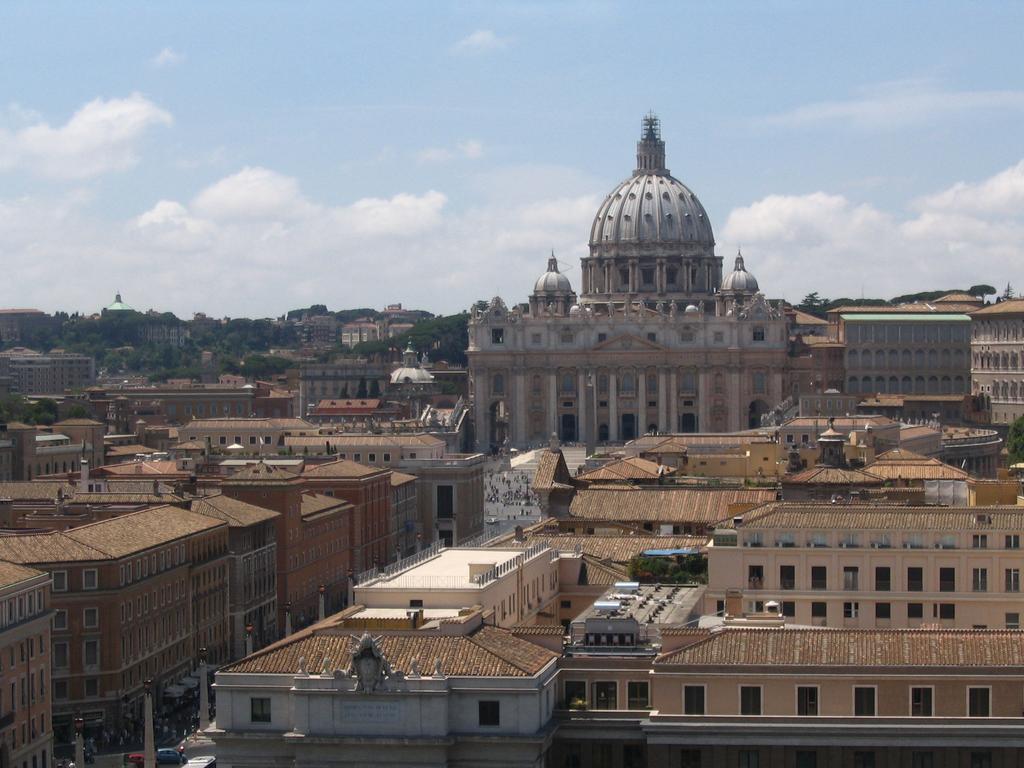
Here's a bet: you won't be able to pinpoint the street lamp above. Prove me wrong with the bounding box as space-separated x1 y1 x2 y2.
143 679 155 768
73 715 85 768
198 647 210 732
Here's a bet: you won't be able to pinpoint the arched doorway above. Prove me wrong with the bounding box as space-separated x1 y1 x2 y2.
679 413 698 433
748 400 770 429
560 413 577 443
621 413 636 442
488 400 509 450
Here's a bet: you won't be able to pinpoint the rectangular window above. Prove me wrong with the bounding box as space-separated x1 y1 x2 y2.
83 640 99 668
564 680 586 709
911 687 933 716
853 752 876 768
938 603 956 620
843 566 859 591
972 534 988 549
810 566 827 590
875 602 891 619
478 700 500 726
972 568 988 592
796 686 818 716
911 752 934 768
83 569 98 590
84 678 98 698
680 750 702 768
683 685 705 715
592 681 617 710
795 752 817 768
53 643 68 669
1006 612 1020 629
83 607 98 629
854 686 876 716
874 566 891 591
843 602 859 619
491 329 504 344
970 754 992 768
781 601 795 617
739 686 761 716
627 681 650 710
250 697 271 723
908 602 924 619
738 751 760 768
811 601 827 618
53 611 67 631
53 680 68 701
1006 569 1020 593
1006 535 1020 549
52 571 67 592
939 567 956 592
968 687 990 717
907 567 923 591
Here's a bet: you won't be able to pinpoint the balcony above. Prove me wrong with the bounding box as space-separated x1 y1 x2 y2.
747 577 764 590
780 579 796 590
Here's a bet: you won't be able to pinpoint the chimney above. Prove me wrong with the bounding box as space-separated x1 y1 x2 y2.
79 459 89 491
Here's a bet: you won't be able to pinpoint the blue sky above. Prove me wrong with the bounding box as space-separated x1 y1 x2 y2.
1 1 1023 316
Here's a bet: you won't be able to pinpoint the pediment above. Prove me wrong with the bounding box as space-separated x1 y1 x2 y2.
593 333 665 352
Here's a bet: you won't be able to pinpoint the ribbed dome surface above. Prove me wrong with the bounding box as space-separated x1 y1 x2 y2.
721 252 759 292
533 254 573 294
589 173 715 248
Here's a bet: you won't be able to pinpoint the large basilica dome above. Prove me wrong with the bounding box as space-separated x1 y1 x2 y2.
579 114 722 305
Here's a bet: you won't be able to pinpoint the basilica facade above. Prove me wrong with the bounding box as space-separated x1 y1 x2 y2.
467 115 789 450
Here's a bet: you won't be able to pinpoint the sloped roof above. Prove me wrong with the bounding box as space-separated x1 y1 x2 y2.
656 627 1024 668
568 487 775 525
866 449 970 481
971 299 1024 317
221 461 300 484
0 481 74 500
783 466 883 486
389 471 417 487
0 561 48 589
502 531 705 562
222 624 556 677
532 449 575 493
302 459 385 479
300 492 351 519
191 493 279 527
739 502 1024 531
577 457 672 483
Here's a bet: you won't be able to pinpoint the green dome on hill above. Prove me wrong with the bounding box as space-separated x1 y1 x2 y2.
104 292 134 312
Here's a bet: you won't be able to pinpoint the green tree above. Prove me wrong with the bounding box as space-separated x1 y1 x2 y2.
796 292 829 316
1008 416 1024 466
969 284 997 300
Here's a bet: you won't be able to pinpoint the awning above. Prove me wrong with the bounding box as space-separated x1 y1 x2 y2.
180 676 199 689
162 684 186 699
642 548 699 557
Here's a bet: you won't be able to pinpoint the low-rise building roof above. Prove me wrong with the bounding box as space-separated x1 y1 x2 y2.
783 466 883 486
738 501 1024 531
656 627 1024 668
577 457 672 483
866 449 970 481
302 459 386 479
532 449 574 492
970 299 1024 318
222 624 556 677
568 487 776 526
0 561 48 589
300 492 352 519
389 470 417 487
191 493 279 527
504 532 705 562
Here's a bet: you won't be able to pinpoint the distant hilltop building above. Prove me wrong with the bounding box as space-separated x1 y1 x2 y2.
468 114 788 449
103 291 134 313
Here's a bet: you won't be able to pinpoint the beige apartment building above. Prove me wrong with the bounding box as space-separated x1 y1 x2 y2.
180 417 321 452
971 298 1024 425
707 502 1024 629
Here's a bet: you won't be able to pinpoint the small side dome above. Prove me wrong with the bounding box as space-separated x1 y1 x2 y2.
568 304 582 316
533 252 573 294
684 304 699 314
722 250 759 293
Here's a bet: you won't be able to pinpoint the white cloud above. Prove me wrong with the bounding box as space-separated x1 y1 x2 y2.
192 166 318 221
722 160 1024 302
451 29 508 54
0 94 172 179
764 79 1024 131
151 47 185 68
415 139 485 164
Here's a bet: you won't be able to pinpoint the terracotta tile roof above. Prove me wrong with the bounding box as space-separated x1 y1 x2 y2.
577 457 672 482
783 416 894 430
511 624 565 636
222 625 556 677
789 309 829 325
69 489 183 504
532 449 574 492
656 628 1024 668
302 459 385 479
172 440 207 451
61 505 225 558
0 561 47 589
300 492 351 519
936 292 984 304
739 501 1024 531
971 299 1024 317
99 461 185 476
289 434 443 448
185 417 316 430
784 466 883 486
221 461 300 484
105 444 158 457
191 493 279 527
832 303 979 314
569 487 775 525
389 471 417 487
866 450 969 481
54 418 104 426
0 533 105 564
0 481 73 500
505 533 705 562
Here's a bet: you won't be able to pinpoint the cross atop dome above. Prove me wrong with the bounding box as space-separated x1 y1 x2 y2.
636 112 667 174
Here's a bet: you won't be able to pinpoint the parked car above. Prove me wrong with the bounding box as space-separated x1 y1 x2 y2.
157 747 186 764
184 757 217 768
123 754 144 767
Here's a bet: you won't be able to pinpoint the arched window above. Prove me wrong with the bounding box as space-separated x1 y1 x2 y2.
888 376 898 394
915 349 925 369
914 376 925 394
848 350 859 368
901 349 912 369
888 350 899 369
940 376 951 394
874 350 886 369
848 377 859 394
901 376 912 393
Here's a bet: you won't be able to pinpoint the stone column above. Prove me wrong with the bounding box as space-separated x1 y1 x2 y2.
669 370 678 433
74 716 85 768
609 373 619 442
638 372 647 433
318 584 326 621
577 370 587 445
473 370 489 449
699 370 712 431
199 647 210 732
514 370 527 447
658 369 668 433
143 679 155 768
548 373 558 439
